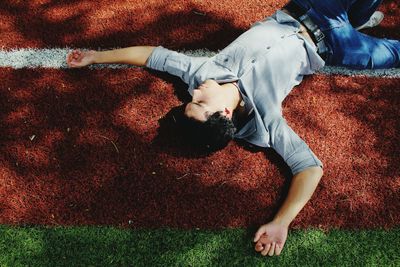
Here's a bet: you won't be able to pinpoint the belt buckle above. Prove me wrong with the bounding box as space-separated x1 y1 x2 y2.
314 29 325 43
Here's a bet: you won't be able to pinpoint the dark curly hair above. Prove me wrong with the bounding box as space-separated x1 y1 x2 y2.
181 109 237 151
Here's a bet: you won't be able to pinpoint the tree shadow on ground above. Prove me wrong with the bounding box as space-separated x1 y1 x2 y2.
1 67 399 229
0 67 284 229
0 0 399 229
1 0 398 49
0 0 247 49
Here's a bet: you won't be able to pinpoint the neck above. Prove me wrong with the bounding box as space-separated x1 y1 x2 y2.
221 82 242 111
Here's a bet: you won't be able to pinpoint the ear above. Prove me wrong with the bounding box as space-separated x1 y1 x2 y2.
224 107 233 119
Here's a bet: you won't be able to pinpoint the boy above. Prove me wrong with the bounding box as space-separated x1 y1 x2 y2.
67 0 398 256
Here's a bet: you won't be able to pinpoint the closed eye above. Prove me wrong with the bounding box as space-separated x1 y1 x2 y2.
192 101 203 107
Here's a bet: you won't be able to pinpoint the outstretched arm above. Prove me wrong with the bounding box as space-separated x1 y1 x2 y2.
66 46 156 68
254 166 323 256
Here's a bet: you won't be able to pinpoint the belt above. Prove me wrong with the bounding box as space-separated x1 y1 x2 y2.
283 1 329 60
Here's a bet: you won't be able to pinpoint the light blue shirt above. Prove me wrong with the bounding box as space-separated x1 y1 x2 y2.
146 10 325 175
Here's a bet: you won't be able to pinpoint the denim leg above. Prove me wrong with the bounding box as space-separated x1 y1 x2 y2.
347 0 383 28
325 24 400 69
290 0 400 69
291 0 382 29
291 0 349 30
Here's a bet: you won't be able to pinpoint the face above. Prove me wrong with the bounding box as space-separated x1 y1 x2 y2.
184 80 229 122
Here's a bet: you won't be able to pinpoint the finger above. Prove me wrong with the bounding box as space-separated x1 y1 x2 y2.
261 243 271 256
268 242 276 256
67 51 74 60
74 53 85 63
68 57 77 66
68 61 79 68
73 51 81 59
75 54 82 62
77 51 84 61
275 243 283 256
67 54 75 66
254 241 264 252
73 52 80 60
254 228 266 242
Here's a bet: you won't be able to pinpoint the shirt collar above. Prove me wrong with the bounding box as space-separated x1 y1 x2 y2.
274 9 302 27
233 81 256 138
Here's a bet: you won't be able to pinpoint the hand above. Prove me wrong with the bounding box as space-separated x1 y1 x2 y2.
66 49 96 68
253 221 288 256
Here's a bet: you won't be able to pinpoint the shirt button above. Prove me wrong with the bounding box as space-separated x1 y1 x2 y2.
267 46 271 49
281 35 285 38
251 59 256 63
224 58 229 62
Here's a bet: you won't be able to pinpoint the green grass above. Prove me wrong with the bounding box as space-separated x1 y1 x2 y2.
0 226 399 267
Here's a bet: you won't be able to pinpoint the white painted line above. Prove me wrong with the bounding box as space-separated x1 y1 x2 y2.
318 65 400 78
1 48 399 78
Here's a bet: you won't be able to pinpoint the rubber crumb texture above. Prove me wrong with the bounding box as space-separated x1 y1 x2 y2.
0 0 399 49
0 69 399 229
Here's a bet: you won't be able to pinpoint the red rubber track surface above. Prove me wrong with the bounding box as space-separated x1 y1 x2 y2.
0 69 399 229
0 0 399 49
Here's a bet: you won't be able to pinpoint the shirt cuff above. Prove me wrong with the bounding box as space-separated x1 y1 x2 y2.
145 46 171 71
287 148 323 176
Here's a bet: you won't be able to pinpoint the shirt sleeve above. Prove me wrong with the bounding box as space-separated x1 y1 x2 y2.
146 46 207 85
268 116 323 175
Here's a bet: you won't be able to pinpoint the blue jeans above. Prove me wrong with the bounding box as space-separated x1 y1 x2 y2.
293 0 400 69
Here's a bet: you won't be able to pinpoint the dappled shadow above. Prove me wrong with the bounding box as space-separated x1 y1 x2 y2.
0 68 286 229
282 74 400 229
330 75 399 178
0 0 247 49
1 68 399 229
1 0 399 49
0 0 399 230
